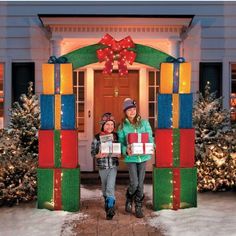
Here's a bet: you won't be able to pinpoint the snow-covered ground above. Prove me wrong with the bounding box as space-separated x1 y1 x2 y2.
0 184 235 236
145 185 236 236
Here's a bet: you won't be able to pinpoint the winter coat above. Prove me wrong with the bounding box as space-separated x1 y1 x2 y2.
91 132 119 169
117 118 153 163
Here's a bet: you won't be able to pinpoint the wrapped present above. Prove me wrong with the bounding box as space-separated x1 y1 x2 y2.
37 167 80 212
130 143 143 155
101 142 121 155
160 59 191 94
153 166 197 210
130 143 154 155
112 143 121 155
157 93 193 128
145 143 154 154
99 134 113 143
38 130 78 168
42 63 73 94
155 129 195 167
127 133 149 144
40 94 75 129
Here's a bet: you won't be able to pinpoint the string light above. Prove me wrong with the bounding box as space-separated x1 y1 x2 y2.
96 34 136 76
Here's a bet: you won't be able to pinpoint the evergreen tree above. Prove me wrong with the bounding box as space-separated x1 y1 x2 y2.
0 82 39 206
193 82 236 191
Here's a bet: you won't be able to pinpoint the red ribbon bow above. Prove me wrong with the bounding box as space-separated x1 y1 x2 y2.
96 34 136 76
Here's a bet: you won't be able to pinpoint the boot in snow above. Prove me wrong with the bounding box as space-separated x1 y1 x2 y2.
134 194 144 218
125 189 135 213
105 196 116 220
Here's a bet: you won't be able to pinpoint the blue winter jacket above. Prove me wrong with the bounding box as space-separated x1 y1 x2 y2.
117 118 153 163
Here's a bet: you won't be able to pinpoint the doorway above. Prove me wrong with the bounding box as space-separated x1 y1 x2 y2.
94 70 139 170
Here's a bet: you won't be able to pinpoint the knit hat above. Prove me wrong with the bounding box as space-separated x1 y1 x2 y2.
123 98 136 112
99 112 115 131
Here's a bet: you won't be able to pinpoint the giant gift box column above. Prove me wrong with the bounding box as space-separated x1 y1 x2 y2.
153 58 197 210
37 59 80 212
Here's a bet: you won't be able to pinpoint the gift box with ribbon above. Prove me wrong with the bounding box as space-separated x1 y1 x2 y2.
130 143 154 155
101 142 121 155
37 168 80 212
157 93 193 128
38 130 78 168
40 94 75 129
42 58 73 95
160 57 191 94
127 133 149 144
127 133 153 155
155 129 195 168
153 166 197 210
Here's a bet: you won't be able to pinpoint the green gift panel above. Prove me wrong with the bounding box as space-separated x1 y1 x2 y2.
180 168 197 208
153 166 197 210
37 167 80 212
153 167 173 210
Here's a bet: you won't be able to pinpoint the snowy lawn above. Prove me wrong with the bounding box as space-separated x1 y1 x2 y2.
144 185 236 236
0 184 235 236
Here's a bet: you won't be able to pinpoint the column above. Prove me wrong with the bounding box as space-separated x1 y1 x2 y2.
168 38 181 58
50 37 63 57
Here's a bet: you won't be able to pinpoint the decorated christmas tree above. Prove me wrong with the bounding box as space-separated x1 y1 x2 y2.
193 82 236 191
0 82 39 206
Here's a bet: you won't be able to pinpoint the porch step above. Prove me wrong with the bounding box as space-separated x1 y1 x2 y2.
81 171 152 185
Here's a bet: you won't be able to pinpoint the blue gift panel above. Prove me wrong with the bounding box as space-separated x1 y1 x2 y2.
179 94 193 128
61 95 75 129
157 94 172 128
40 95 54 129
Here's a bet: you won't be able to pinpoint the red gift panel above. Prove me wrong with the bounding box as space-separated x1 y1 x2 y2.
127 133 149 144
54 169 62 210
61 130 78 168
180 129 195 167
172 168 180 210
38 130 54 167
155 129 173 167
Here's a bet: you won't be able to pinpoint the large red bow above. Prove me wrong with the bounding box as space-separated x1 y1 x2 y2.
96 34 136 76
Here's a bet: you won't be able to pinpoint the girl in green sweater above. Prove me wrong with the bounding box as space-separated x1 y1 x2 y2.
117 98 153 218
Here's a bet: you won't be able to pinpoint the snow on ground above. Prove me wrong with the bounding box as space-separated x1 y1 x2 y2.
0 185 101 236
144 185 236 236
0 184 235 236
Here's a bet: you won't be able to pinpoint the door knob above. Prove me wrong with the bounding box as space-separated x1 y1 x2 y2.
114 87 119 97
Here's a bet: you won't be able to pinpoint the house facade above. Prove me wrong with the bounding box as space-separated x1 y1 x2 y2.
0 1 236 171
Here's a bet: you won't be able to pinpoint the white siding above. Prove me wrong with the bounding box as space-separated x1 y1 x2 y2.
1 1 236 112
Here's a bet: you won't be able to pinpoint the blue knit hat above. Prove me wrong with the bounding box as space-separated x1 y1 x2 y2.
123 98 136 112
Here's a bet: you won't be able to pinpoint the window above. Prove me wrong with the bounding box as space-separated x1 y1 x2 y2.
199 62 222 98
230 64 236 122
148 70 160 131
12 62 35 103
73 70 85 132
0 63 4 129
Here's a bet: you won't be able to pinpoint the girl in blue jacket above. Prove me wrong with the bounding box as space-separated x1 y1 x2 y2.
117 98 153 218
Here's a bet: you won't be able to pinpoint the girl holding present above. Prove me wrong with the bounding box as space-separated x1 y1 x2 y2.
118 98 153 218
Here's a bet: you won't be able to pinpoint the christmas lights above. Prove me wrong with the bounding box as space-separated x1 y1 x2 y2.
96 34 136 76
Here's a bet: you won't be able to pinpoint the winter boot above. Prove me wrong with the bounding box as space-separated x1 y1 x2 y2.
134 194 144 218
105 196 116 220
125 189 135 213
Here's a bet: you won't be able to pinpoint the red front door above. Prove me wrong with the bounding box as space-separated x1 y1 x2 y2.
94 70 139 170
94 70 139 134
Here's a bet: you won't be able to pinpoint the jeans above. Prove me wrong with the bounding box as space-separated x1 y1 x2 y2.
99 167 117 199
127 161 146 197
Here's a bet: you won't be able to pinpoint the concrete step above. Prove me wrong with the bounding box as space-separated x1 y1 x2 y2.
81 171 152 185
